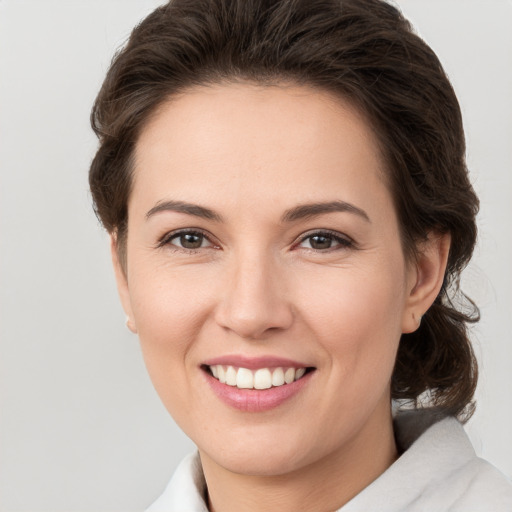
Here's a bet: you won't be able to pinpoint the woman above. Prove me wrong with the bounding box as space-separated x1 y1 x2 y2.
89 0 512 510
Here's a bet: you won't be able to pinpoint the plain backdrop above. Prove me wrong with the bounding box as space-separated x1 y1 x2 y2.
1 1 511 510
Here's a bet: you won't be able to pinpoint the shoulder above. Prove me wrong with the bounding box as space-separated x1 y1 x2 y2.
446 455 512 510
413 446 512 511
342 409 512 512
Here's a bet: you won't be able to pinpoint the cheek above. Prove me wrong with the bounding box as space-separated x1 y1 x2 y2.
127 266 214 413
297 263 406 391
130 263 212 347
299 259 406 330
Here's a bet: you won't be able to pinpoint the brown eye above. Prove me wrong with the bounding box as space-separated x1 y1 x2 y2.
309 234 333 250
179 233 204 249
163 230 212 250
298 231 353 251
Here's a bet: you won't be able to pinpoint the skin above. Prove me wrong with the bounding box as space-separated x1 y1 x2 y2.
112 83 450 512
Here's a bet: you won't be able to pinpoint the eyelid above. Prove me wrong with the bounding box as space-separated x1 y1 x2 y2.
156 227 219 250
293 229 355 250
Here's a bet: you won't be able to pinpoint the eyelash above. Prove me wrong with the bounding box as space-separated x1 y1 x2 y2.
294 230 355 252
158 228 355 254
157 229 216 252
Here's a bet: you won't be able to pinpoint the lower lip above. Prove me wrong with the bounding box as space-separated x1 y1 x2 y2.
203 370 314 412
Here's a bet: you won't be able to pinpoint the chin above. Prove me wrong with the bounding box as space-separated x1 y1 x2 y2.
197 428 325 477
211 450 306 477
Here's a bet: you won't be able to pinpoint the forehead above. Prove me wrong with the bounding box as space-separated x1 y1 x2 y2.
131 82 390 217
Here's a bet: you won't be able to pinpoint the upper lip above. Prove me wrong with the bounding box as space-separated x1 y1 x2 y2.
202 354 312 370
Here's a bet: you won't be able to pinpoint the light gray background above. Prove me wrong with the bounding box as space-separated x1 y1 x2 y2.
1 1 511 510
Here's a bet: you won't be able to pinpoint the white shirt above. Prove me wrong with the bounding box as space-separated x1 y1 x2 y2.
146 410 512 511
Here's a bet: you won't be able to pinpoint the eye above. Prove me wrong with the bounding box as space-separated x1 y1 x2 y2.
297 231 353 251
159 229 215 251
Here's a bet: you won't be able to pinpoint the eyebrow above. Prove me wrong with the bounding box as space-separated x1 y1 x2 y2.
145 199 370 224
145 200 223 222
281 200 371 223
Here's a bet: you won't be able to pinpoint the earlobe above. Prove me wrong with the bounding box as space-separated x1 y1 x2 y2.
126 316 138 334
402 232 451 334
110 234 137 334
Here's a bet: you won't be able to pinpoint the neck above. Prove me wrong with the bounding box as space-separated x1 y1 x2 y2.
201 406 397 512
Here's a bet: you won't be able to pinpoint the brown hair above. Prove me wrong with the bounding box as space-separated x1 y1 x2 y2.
89 0 479 420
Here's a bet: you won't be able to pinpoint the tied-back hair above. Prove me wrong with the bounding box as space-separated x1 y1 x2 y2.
89 0 480 420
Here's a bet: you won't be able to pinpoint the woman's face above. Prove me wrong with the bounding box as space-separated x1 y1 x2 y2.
115 83 421 476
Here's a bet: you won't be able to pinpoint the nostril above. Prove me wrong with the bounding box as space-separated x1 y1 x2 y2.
214 300 294 340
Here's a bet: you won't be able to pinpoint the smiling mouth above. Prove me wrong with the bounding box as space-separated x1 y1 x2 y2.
202 365 315 390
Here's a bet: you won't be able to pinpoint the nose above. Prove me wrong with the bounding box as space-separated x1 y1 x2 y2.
214 251 294 340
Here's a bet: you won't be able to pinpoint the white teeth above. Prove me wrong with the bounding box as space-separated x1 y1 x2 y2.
208 365 308 389
225 366 237 386
236 367 254 389
284 367 295 384
254 369 272 389
295 367 306 379
271 367 285 386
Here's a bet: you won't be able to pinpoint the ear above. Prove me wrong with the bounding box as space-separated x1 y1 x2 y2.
402 232 451 334
110 234 137 334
